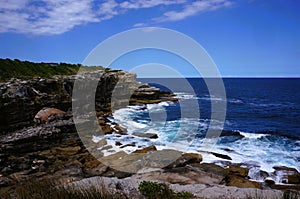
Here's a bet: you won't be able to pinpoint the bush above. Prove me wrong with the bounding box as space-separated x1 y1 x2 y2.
138 181 193 199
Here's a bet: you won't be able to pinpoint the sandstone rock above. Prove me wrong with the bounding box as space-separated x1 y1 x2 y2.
191 163 229 177
135 165 224 185
225 175 262 189
182 153 202 163
166 153 202 168
133 145 157 153
51 146 81 156
273 166 299 172
288 174 300 184
83 160 108 176
227 165 249 177
101 124 113 134
100 152 144 174
34 107 66 124
132 132 158 139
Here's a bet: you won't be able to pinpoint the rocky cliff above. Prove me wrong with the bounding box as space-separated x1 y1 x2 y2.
0 69 173 133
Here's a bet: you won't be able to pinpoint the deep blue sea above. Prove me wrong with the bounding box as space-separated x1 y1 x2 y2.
100 78 300 177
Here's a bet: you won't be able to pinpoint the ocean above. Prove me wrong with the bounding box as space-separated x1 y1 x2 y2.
97 78 300 180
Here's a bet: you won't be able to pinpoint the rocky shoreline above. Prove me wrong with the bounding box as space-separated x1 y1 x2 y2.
0 70 299 198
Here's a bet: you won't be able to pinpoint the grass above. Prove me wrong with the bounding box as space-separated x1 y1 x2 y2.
1 179 126 199
0 58 104 81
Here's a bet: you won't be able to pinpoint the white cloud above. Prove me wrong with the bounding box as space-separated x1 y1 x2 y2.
0 0 99 35
0 0 232 35
154 0 232 22
120 0 186 9
133 22 148 27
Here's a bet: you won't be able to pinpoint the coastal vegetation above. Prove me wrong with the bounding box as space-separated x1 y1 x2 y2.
0 58 103 81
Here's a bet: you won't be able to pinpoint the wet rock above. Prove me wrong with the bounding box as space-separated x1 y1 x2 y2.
132 132 158 139
211 152 232 160
273 166 299 184
115 141 122 146
265 177 275 185
120 143 136 148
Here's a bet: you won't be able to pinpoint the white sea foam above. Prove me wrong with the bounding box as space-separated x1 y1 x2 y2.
94 102 300 178
174 92 198 100
228 99 244 104
239 132 268 139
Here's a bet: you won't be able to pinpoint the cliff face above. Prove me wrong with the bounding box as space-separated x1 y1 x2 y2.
0 69 179 194
0 70 166 133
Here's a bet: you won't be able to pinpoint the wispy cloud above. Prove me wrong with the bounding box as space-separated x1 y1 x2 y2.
0 0 232 35
0 0 98 35
133 22 147 28
120 0 186 9
154 0 232 22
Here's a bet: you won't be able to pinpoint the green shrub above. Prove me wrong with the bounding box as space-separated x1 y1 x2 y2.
138 181 193 199
175 191 194 199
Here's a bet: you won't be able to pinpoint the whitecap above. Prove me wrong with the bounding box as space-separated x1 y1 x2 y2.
239 132 268 139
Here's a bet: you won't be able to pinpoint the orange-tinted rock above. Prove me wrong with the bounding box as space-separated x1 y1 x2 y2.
225 175 262 189
133 145 157 153
227 165 249 177
34 107 66 124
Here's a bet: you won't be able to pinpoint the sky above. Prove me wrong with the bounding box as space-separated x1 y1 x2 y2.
0 0 299 77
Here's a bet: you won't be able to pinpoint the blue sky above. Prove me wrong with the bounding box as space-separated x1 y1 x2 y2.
0 0 299 77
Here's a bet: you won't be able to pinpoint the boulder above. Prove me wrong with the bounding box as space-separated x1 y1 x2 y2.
34 107 66 124
227 165 249 177
265 177 275 185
